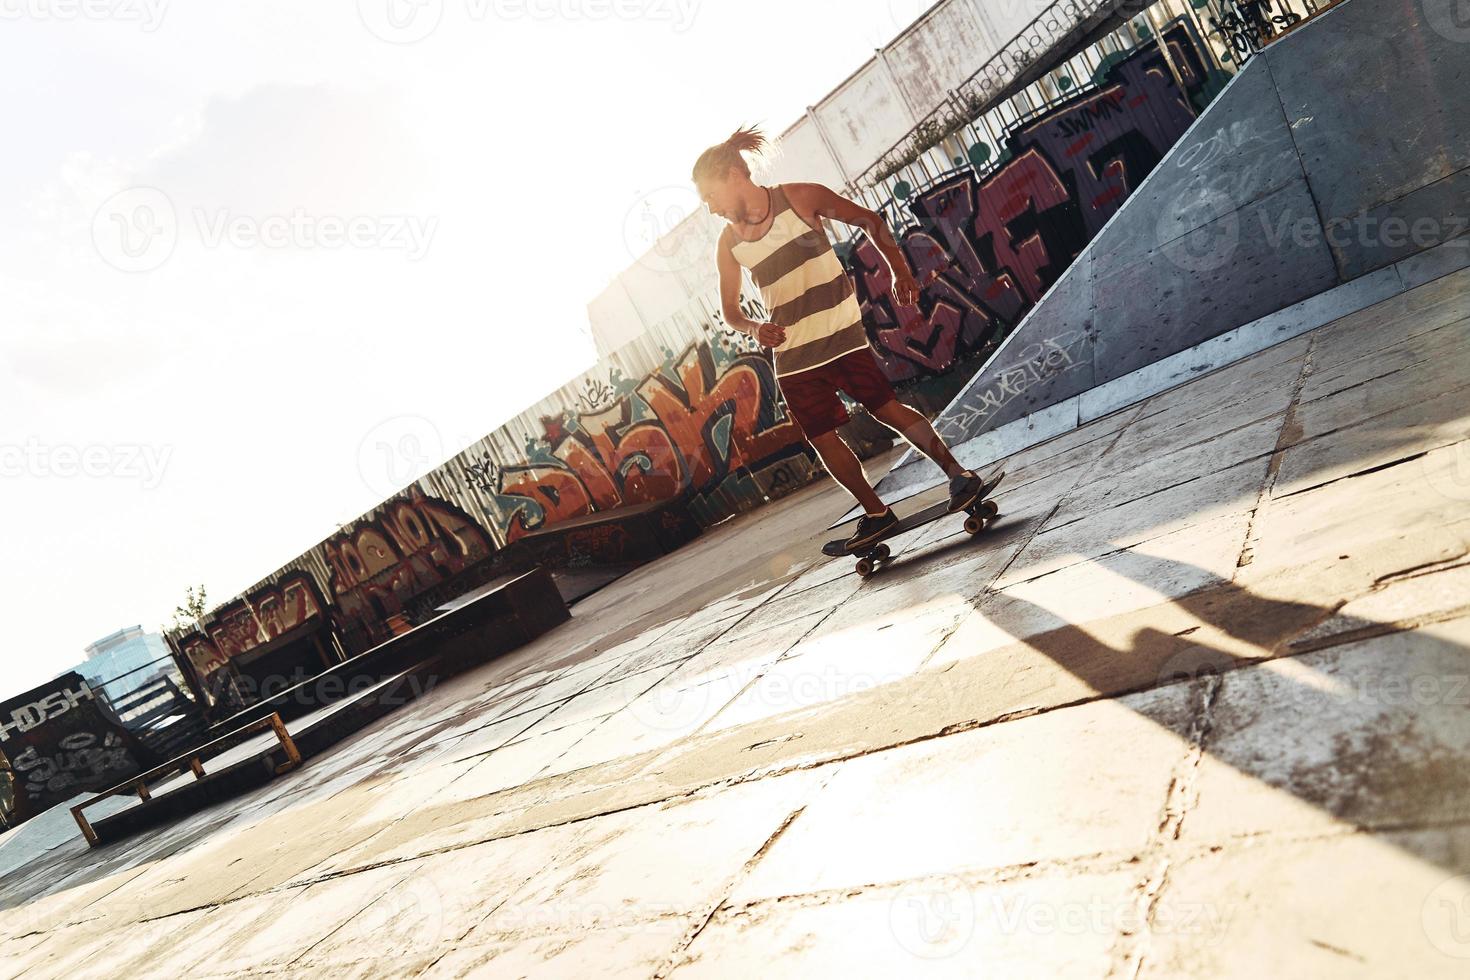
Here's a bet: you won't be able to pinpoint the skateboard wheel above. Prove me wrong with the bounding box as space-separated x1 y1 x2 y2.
856 558 875 577
980 499 999 519
872 544 891 561
964 515 985 535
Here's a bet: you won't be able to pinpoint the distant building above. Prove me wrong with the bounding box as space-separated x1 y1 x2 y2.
75 625 171 691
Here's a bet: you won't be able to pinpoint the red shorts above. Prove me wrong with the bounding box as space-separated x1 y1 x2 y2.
778 346 897 438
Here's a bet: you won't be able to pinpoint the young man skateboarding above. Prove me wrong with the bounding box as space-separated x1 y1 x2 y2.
694 125 988 552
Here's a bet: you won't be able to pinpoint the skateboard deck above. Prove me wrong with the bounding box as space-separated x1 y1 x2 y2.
822 470 1006 577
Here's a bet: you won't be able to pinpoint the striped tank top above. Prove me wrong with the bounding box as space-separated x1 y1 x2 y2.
729 184 869 377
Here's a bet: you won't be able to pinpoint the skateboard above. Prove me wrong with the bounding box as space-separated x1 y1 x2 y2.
822 471 1006 578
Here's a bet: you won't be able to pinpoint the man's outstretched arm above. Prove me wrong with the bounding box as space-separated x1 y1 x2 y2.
716 229 786 348
786 182 925 306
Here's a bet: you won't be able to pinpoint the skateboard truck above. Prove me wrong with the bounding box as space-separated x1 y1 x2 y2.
824 470 1005 578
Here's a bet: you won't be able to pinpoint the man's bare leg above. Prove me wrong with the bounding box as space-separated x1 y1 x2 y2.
870 399 967 478
808 430 889 517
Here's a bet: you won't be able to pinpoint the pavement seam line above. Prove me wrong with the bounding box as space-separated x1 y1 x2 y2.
1234 334 1318 575
980 403 1145 593
1303 341 1470 406
1109 672 1221 979
1269 448 1434 500
652 798 816 979
696 811 1470 921
683 602 846 741
1041 450 1280 540
439 582 811 782
1260 52 1338 279
717 851 1141 917
276 862 429 972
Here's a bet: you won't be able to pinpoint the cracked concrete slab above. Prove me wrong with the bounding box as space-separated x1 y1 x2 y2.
673 867 1141 978
728 685 1196 900
995 457 1268 588
421 918 691 979
1184 618 1470 843
1141 827 1470 977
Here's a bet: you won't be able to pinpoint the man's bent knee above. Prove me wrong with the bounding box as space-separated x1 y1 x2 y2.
808 430 847 454
869 398 912 427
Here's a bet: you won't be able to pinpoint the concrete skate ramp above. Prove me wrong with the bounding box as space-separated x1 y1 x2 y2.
863 0 1470 509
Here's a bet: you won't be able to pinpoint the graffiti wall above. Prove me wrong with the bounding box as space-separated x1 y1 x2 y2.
466 337 813 534
169 333 810 699
322 489 496 642
842 24 1212 384
170 25 1220 701
177 570 332 710
174 489 499 704
0 672 154 825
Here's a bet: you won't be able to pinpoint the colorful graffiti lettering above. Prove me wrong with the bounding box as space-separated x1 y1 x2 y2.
323 488 496 639
483 340 809 540
0 673 152 823
845 28 1210 383
176 572 328 663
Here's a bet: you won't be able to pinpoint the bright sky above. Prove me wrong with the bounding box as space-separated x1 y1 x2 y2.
1 0 926 695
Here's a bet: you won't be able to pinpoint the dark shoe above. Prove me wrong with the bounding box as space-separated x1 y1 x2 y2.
947 470 986 512
845 507 899 552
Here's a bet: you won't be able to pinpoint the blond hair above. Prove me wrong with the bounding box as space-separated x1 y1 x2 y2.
691 125 767 183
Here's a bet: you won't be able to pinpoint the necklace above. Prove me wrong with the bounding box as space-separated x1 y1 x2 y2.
744 186 772 229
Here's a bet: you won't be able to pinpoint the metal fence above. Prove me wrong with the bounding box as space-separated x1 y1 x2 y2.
848 0 1342 219
87 654 209 758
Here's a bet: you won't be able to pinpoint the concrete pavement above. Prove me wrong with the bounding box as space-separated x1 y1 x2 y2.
2 265 1469 976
